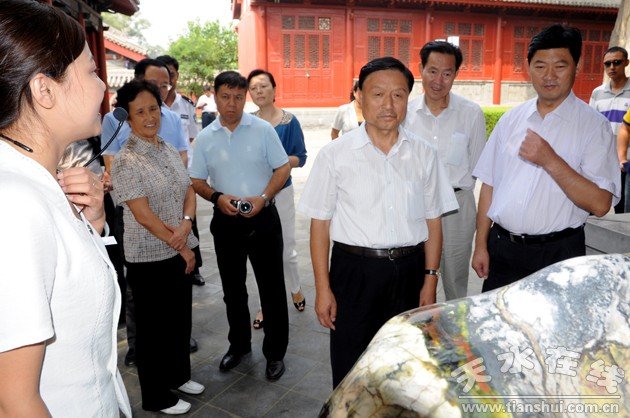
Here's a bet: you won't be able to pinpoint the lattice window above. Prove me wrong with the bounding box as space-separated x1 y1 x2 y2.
445 22 456 36
474 24 484 37
459 41 469 71
282 16 295 30
368 36 381 61
584 44 593 73
400 20 412 34
295 35 305 68
283 34 291 68
309 35 319 68
593 44 603 71
383 19 398 33
472 40 483 72
319 17 331 31
299 16 315 30
527 26 539 38
323 35 330 68
398 37 410 66
513 41 525 73
514 26 524 39
368 18 379 32
589 30 601 42
384 37 395 56
458 23 471 36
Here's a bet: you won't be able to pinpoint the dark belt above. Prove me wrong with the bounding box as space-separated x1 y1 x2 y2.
494 223 584 245
334 241 424 260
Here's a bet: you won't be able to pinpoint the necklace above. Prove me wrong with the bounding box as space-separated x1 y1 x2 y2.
0 132 33 153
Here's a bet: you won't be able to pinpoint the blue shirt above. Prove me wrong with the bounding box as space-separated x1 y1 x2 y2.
101 105 189 155
269 110 307 189
189 112 289 196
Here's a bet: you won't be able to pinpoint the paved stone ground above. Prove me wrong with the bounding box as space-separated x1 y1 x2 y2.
117 127 484 417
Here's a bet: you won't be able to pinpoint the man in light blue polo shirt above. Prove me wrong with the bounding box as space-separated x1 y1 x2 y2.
190 71 291 381
101 58 189 174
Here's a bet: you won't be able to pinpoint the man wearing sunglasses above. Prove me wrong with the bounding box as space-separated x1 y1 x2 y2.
589 46 630 214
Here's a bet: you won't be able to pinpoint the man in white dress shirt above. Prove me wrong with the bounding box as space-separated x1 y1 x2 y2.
404 40 486 301
298 57 458 388
472 24 620 292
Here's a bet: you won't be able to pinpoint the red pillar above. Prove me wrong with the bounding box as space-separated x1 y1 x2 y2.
492 15 504 105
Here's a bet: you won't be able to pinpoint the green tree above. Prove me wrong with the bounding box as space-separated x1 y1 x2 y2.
167 19 238 96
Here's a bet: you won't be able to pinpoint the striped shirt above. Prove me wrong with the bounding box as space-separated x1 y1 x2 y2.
589 78 630 136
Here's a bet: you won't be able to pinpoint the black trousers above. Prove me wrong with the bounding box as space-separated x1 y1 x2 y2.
211 205 289 360
127 255 192 411
481 224 586 292
329 245 425 388
201 112 216 128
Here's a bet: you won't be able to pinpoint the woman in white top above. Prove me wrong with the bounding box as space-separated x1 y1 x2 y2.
330 81 364 139
0 1 130 416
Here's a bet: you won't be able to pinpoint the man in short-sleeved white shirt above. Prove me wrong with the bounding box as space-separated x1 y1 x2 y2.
405 40 486 301
298 57 458 388
471 25 620 292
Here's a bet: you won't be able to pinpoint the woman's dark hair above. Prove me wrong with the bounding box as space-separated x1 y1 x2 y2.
527 24 582 65
0 0 86 130
350 80 359 102
214 71 248 93
115 81 163 115
358 57 414 92
247 69 277 88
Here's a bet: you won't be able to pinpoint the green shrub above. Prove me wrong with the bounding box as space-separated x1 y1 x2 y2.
482 106 511 139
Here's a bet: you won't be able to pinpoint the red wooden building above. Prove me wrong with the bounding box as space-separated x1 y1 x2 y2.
37 0 139 115
232 0 620 107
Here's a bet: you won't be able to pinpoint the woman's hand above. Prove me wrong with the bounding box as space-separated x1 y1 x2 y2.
179 246 196 274
165 222 191 251
57 167 105 233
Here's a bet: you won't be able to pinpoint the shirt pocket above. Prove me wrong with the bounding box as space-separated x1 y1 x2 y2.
446 131 469 166
405 180 426 221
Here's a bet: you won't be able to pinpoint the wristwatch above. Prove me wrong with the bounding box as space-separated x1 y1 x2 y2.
260 193 270 207
183 215 193 223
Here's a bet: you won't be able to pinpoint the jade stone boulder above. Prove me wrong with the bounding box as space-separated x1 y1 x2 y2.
320 254 630 418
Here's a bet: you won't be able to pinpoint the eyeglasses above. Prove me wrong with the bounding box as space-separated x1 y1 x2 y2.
604 59 625 68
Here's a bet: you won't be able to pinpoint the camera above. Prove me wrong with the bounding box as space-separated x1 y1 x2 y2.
230 199 253 215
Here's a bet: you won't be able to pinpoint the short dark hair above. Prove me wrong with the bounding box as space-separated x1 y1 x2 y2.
604 46 628 60
358 57 414 92
420 41 464 71
350 80 359 102
247 69 276 88
115 80 163 115
0 0 85 130
527 24 582 65
134 58 171 80
155 55 179 72
214 71 247 93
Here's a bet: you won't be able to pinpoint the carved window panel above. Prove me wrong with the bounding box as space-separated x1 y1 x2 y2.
398 37 410 66
527 26 539 38
584 44 594 73
368 18 380 32
309 35 319 68
283 34 291 68
323 35 330 68
445 22 456 36
400 20 412 34
383 19 398 33
514 26 524 39
459 40 469 71
299 16 315 30
384 37 395 57
282 16 295 30
474 24 484 37
458 23 471 36
513 41 525 73
295 35 305 68
472 40 483 72
589 30 601 42
319 17 331 31
368 36 381 61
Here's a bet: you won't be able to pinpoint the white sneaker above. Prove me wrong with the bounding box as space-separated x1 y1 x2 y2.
160 399 191 415
177 380 205 395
